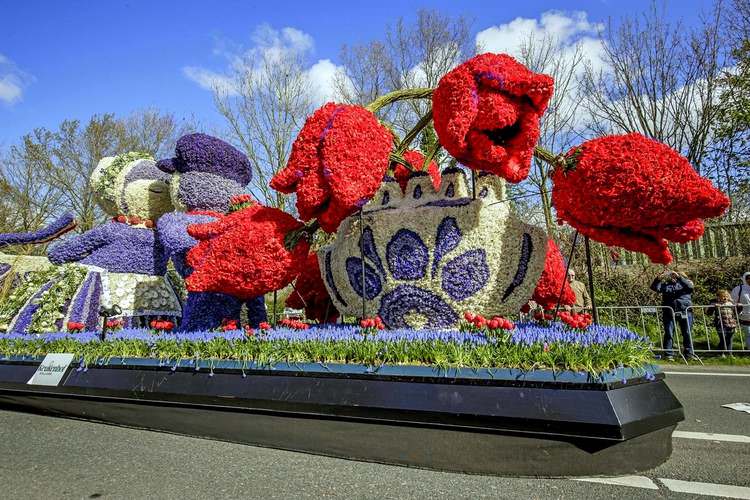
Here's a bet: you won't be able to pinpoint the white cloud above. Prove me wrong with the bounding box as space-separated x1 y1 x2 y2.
476 11 607 75
305 59 341 104
182 66 238 95
184 25 346 105
0 54 33 105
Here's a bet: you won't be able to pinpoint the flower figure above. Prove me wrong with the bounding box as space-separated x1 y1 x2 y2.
432 53 554 182
552 133 730 264
392 150 441 193
185 204 310 300
531 239 575 311
270 103 393 232
286 253 338 323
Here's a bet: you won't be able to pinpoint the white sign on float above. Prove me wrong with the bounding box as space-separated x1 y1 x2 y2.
27 353 75 386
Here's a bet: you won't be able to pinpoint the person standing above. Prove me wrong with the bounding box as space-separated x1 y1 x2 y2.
650 270 695 360
707 290 738 353
567 269 591 312
730 272 750 347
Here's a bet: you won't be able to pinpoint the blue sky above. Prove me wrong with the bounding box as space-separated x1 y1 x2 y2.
0 0 716 147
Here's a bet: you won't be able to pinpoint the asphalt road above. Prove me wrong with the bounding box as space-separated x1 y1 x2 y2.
0 366 747 499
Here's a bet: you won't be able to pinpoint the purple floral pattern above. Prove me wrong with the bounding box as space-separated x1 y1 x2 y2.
432 217 461 277
441 249 489 300
501 233 533 301
166 133 252 186
345 257 382 299
386 229 429 280
378 285 458 328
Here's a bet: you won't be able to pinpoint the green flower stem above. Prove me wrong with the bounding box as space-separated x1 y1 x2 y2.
421 141 443 170
395 110 434 156
365 88 435 114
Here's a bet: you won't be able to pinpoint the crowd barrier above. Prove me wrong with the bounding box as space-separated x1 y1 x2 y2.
546 305 750 357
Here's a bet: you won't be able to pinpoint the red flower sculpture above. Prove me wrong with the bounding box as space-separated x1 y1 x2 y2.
392 150 441 193
185 204 310 300
432 53 554 183
552 133 730 264
270 103 393 232
286 253 338 323
531 239 576 311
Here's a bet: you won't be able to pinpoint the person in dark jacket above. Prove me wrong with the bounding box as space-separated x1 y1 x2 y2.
650 270 695 360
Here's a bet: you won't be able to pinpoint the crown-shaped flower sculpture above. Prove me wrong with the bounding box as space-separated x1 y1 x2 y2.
319 169 547 329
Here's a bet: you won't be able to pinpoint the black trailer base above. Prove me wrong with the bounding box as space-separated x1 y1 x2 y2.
0 357 684 477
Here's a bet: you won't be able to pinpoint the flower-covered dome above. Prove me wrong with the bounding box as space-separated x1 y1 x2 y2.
319 169 547 328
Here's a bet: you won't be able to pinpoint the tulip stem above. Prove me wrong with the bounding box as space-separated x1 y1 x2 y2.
365 88 435 113
396 110 434 156
534 145 579 171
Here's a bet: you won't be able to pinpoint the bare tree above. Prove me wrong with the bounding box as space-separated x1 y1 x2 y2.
581 1 726 173
508 34 589 233
1 109 188 234
337 10 472 140
214 54 313 211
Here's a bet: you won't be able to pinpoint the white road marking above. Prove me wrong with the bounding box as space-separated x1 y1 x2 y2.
659 478 750 499
663 371 750 377
573 475 659 489
673 431 750 443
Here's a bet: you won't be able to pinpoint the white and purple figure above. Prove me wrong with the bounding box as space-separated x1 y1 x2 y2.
155 133 267 331
48 153 181 327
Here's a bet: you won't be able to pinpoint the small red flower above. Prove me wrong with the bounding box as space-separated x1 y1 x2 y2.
245 326 255 337
258 322 272 331
552 133 729 264
463 311 475 322
392 150 441 193
185 204 310 300
128 215 142 225
286 253 338 323
105 318 124 329
531 239 576 311
143 220 155 229
432 53 554 183
115 215 128 224
221 318 239 332
66 321 84 332
270 103 394 232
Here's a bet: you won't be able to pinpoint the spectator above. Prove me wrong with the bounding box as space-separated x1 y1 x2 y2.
650 270 695 360
567 269 591 311
730 272 750 345
707 290 738 353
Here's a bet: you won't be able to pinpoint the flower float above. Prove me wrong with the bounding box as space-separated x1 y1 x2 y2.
186 203 310 300
432 53 554 182
0 213 77 248
270 103 394 232
551 133 730 264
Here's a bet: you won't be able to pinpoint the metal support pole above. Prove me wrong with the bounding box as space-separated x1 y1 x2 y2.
584 236 599 324
359 208 366 319
554 230 579 317
272 290 277 324
471 170 476 199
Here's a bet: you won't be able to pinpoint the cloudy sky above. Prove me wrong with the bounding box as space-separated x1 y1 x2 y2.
0 0 715 145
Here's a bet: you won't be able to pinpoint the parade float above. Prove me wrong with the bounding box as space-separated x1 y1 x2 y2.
0 53 730 476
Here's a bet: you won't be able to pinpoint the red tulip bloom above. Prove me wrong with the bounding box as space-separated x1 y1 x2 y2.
186 204 310 300
531 239 576 311
286 253 338 323
392 150 442 193
270 103 393 232
432 53 553 183
552 133 730 264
